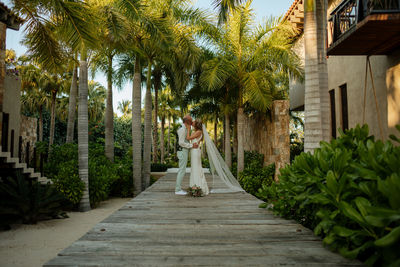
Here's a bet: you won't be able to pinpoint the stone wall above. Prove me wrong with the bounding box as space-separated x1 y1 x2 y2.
20 115 37 163
242 100 290 181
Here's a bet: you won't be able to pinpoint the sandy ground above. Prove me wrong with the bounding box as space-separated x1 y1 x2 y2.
0 197 130 267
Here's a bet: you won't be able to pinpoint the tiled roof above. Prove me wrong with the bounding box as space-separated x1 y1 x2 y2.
283 0 301 22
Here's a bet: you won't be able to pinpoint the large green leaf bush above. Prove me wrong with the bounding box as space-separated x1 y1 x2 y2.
259 125 400 266
0 172 66 227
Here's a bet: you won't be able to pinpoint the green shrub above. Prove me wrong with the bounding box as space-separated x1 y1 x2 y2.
260 124 400 266
52 160 84 206
239 163 275 197
0 172 67 226
45 143 124 207
110 157 133 197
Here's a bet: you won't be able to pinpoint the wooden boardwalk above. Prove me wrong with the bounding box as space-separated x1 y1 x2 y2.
45 173 361 266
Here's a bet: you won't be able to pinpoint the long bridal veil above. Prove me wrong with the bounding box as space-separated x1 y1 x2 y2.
202 125 244 193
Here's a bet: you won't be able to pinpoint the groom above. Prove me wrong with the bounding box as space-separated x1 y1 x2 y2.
175 114 198 195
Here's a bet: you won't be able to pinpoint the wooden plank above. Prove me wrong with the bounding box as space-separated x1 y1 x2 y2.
44 174 362 266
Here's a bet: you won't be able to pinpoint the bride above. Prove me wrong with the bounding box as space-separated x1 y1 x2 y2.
186 119 209 195
186 119 244 195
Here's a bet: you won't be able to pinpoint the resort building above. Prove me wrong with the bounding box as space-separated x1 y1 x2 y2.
286 0 400 142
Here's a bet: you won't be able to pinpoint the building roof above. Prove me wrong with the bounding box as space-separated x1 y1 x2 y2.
0 1 23 31
283 0 304 37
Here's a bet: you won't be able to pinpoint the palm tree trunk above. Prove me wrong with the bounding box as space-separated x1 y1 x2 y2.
224 113 231 168
66 65 78 143
167 117 171 155
143 60 152 190
160 116 165 163
105 54 114 162
237 105 245 175
304 0 329 152
49 90 57 149
232 118 237 156
39 105 43 142
152 71 161 163
214 119 218 148
78 54 90 212
132 56 142 196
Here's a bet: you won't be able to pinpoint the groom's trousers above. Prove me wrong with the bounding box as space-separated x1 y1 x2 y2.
176 148 189 192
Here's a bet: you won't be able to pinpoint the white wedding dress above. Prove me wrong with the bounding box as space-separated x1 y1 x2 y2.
189 134 209 195
189 126 244 195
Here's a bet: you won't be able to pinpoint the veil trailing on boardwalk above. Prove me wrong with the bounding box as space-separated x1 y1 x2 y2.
202 125 245 193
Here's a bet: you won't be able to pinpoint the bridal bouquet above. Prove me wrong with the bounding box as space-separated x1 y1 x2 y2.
187 185 203 197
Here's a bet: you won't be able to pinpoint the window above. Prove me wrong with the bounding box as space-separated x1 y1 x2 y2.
340 84 349 131
329 89 337 138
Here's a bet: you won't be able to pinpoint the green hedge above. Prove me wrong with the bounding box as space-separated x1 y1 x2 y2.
259 125 400 266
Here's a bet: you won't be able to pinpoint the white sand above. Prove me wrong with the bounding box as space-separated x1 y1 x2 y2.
0 197 130 267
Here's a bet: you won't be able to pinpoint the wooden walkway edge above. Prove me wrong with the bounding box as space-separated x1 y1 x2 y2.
44 173 362 266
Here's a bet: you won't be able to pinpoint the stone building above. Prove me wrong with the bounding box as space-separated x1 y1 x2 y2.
286 0 400 142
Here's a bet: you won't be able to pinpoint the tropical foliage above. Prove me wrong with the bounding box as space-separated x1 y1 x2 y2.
259 125 400 266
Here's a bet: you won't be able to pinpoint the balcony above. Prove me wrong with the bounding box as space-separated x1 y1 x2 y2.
327 0 400 55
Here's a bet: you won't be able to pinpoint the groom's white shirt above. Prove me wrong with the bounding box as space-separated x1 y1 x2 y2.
177 124 193 149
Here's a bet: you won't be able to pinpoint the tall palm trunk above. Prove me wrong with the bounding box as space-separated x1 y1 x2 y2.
49 90 57 149
233 118 237 155
160 116 165 163
105 54 114 162
39 105 43 142
167 117 171 155
143 60 152 190
152 70 161 163
304 0 329 152
224 113 231 168
66 66 78 143
214 119 218 148
237 107 244 175
132 57 142 196
78 54 90 212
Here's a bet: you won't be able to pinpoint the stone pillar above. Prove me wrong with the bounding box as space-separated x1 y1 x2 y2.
271 100 290 181
241 100 290 181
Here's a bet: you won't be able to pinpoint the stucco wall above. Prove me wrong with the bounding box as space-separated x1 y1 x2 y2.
327 55 392 139
3 74 20 155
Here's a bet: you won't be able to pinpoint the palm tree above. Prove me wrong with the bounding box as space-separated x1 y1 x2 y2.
118 100 132 117
303 0 330 152
12 0 98 212
199 4 302 175
91 1 128 162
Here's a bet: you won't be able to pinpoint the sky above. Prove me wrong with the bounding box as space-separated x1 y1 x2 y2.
5 0 293 116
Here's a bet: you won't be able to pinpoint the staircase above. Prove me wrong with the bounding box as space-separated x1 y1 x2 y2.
0 146 51 184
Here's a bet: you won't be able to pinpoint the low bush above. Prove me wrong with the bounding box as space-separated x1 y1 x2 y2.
239 163 275 197
236 151 275 197
260 124 400 266
45 143 131 207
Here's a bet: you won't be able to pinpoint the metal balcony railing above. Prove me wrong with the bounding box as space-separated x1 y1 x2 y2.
329 0 400 44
